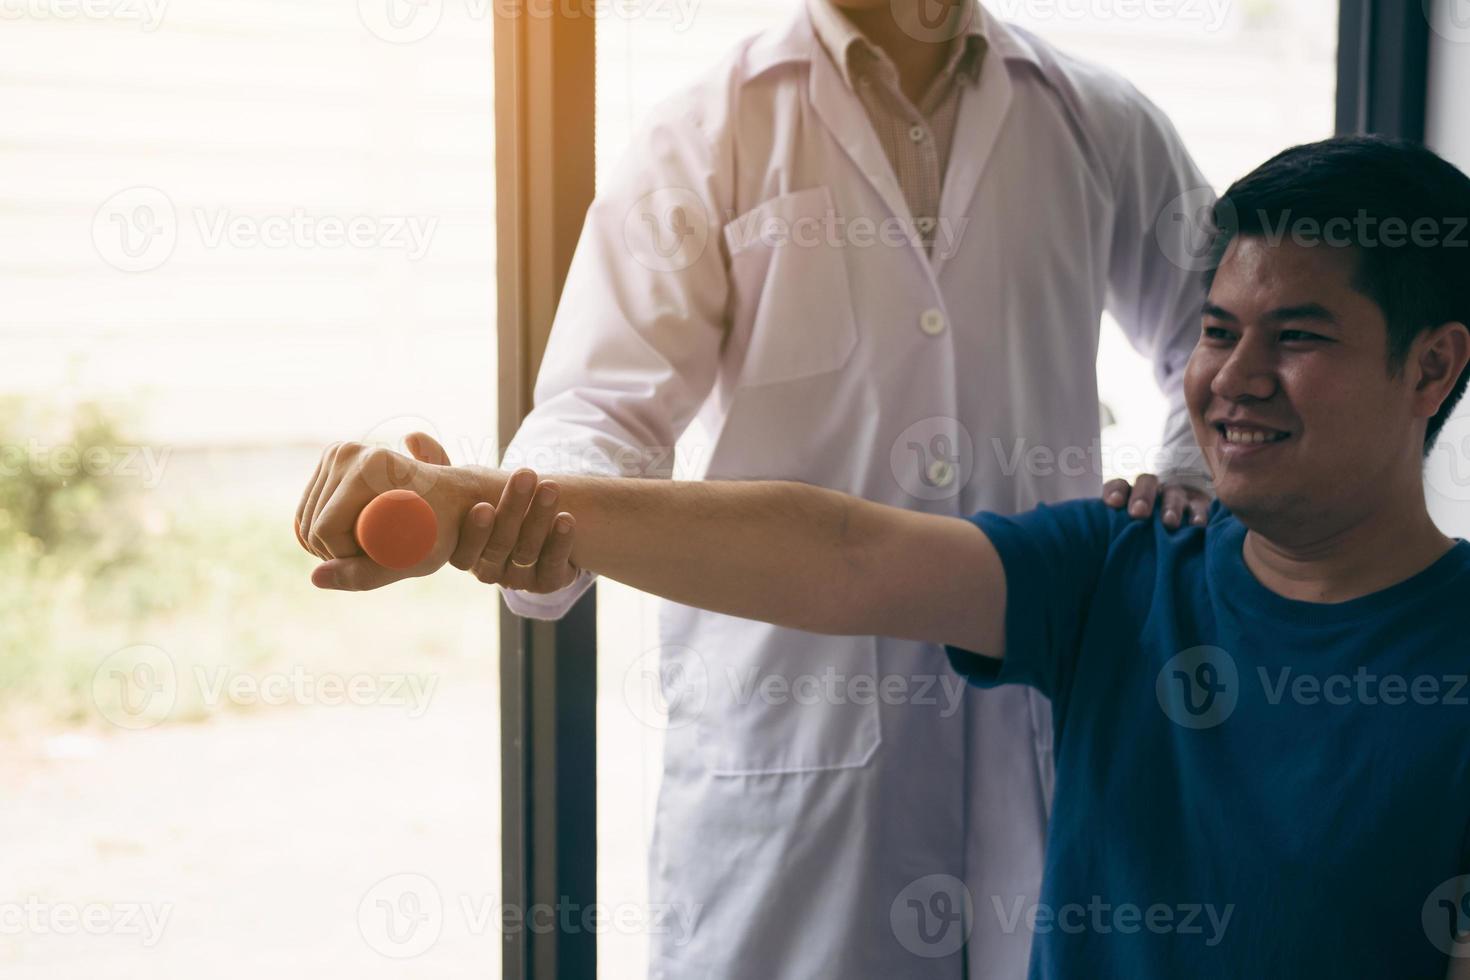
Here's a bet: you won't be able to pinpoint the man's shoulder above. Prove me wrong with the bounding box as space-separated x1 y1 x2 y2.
1001 22 1185 177
984 494 1222 562
628 14 809 135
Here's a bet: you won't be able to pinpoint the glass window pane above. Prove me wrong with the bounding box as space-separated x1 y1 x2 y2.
1 4 500 977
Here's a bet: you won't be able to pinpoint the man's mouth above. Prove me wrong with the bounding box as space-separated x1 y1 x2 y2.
1213 423 1291 446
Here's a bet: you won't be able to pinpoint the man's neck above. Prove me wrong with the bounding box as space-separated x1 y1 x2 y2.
839 4 959 104
1243 501 1454 604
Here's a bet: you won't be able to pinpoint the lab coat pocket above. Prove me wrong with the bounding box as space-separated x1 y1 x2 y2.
664 606 883 776
723 185 859 388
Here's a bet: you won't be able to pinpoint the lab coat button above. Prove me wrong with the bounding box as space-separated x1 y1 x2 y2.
908 124 926 143
919 308 947 336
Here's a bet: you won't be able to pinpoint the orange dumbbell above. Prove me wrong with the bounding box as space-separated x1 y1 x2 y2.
296 488 438 570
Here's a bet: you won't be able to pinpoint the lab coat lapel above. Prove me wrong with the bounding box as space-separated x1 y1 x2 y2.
931 29 1014 278
805 32 915 231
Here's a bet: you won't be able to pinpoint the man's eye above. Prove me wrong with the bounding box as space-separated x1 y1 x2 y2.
1202 326 1234 341
1279 330 1324 342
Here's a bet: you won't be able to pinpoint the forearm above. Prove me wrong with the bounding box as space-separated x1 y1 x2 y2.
458 466 1005 654
547 475 868 633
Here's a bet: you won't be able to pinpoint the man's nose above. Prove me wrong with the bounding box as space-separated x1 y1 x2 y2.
1211 336 1278 402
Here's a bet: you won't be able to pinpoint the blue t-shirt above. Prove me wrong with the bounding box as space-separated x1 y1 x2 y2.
947 498 1470 979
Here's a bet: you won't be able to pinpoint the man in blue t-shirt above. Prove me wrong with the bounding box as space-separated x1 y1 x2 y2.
301 136 1470 976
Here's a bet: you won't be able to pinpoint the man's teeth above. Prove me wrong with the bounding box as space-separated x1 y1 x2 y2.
1222 427 1286 444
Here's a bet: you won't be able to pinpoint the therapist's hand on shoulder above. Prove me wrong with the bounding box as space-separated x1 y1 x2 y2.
1103 473 1213 529
404 435 579 594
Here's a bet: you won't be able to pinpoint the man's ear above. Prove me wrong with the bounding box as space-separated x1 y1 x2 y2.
1413 321 1470 418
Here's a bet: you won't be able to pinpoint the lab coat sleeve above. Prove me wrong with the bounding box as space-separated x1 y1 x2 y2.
1102 84 1214 492
499 92 734 620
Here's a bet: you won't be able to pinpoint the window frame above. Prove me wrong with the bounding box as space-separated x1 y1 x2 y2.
494 4 597 979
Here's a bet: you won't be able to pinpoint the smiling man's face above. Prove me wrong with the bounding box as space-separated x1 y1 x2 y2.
1184 236 1426 530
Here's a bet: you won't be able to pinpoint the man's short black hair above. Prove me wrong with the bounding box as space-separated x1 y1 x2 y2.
1203 135 1470 455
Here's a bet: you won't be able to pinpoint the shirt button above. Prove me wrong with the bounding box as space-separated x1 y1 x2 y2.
916 216 936 234
919 308 947 336
927 457 955 488
908 124 926 143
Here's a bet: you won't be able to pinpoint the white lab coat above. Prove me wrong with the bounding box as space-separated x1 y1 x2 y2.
502 6 1210 978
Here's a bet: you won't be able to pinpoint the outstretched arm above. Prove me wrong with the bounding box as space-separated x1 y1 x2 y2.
537 474 1006 656
296 444 1007 658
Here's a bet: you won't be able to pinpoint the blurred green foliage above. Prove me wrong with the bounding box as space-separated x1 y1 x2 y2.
0 396 491 732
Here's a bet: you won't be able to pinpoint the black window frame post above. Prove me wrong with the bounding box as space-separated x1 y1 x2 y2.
1336 0 1431 139
493 2 597 978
